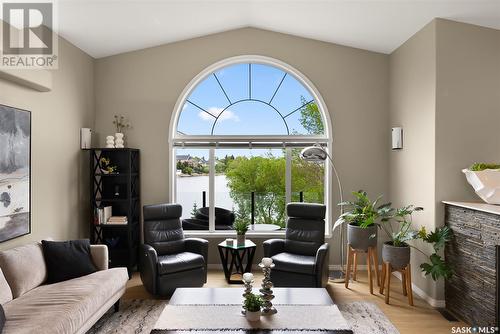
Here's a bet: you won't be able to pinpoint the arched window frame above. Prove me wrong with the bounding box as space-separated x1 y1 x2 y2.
168 55 334 236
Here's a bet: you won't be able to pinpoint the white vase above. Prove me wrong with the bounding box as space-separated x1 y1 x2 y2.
245 310 261 322
463 168 500 204
115 133 124 148
105 135 115 148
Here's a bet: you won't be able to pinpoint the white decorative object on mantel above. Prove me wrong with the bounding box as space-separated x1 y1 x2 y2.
105 136 115 148
115 133 125 148
463 169 500 204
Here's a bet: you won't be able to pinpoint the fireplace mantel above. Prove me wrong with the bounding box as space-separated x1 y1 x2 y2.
444 201 500 327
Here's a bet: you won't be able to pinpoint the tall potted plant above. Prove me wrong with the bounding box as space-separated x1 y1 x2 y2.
233 220 249 246
336 191 392 251
380 205 453 279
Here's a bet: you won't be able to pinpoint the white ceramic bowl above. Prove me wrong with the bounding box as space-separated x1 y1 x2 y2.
463 169 500 204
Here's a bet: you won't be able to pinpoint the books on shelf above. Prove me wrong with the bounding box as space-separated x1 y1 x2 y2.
107 216 128 225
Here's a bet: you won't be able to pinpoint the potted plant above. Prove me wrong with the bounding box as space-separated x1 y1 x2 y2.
244 293 263 322
112 115 131 148
335 191 392 251
380 205 453 280
233 220 249 246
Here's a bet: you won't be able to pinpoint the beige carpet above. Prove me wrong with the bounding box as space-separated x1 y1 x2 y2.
87 300 400 334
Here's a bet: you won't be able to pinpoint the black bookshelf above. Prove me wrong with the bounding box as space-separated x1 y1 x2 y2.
89 148 140 275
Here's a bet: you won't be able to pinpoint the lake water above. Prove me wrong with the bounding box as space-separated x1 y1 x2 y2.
176 175 234 219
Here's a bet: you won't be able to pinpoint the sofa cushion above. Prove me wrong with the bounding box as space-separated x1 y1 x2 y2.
271 252 316 275
0 268 12 305
2 267 128 334
0 242 46 298
42 239 97 284
157 252 204 275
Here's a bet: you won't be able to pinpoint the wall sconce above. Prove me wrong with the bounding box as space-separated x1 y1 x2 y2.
80 128 92 149
392 127 403 150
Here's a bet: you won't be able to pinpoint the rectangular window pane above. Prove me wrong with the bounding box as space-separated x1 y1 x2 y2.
291 147 325 204
215 148 285 229
175 148 210 230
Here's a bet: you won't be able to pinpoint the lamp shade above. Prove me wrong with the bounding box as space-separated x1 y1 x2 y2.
300 146 328 162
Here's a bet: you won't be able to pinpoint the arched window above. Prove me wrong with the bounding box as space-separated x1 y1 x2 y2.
170 56 331 233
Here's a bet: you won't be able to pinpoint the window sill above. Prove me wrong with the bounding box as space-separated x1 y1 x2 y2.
184 231 333 239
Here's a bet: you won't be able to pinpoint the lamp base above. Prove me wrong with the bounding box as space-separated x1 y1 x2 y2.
328 270 345 283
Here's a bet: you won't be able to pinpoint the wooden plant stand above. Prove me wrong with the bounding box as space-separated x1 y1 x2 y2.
380 261 414 306
345 245 380 294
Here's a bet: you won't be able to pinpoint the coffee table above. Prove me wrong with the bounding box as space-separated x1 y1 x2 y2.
169 287 334 305
153 288 352 334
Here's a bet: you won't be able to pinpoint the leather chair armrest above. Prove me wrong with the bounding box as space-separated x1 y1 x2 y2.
90 244 109 271
185 238 209 263
315 243 330 287
139 244 158 295
263 239 285 257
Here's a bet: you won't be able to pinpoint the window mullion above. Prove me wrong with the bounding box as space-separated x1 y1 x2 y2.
209 148 215 232
285 147 292 206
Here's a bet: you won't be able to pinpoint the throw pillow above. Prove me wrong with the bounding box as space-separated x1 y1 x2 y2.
42 239 97 284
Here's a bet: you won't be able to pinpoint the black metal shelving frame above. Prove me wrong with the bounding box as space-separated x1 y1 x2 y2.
89 148 140 275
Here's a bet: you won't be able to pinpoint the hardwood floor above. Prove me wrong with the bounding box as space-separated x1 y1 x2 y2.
124 270 463 334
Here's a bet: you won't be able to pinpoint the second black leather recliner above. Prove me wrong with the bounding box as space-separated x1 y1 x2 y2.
263 202 329 287
140 203 208 296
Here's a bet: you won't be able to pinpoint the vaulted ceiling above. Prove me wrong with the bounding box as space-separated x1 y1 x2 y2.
56 0 500 58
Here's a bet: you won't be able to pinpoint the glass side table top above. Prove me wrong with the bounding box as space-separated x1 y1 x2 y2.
218 239 256 249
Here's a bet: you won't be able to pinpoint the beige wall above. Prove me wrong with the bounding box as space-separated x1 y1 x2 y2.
389 21 439 301
390 19 500 303
0 37 95 250
435 19 500 222
94 27 390 265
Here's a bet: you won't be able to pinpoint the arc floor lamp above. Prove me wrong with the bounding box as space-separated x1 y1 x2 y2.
300 144 345 283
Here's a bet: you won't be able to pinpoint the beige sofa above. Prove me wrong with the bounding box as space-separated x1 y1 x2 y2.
0 242 128 334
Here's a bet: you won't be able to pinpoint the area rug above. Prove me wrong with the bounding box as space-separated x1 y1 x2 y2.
87 300 399 334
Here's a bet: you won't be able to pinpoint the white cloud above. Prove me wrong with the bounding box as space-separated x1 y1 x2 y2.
199 107 239 122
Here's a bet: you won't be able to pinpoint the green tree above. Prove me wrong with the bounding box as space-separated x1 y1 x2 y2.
299 99 324 135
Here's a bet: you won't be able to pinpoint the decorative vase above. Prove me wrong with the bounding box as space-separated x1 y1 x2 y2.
462 169 500 204
382 241 410 269
237 234 246 246
105 135 115 148
245 310 261 322
347 223 377 251
114 133 124 148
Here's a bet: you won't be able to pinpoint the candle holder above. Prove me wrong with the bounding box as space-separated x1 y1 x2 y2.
259 262 277 315
241 278 254 315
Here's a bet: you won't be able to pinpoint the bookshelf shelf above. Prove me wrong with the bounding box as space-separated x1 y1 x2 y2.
90 148 140 276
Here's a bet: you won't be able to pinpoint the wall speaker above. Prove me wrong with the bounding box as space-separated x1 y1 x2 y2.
391 127 403 150
80 128 92 149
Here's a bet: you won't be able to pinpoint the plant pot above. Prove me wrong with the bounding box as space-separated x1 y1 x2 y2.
463 169 500 204
382 241 410 270
245 310 261 322
237 234 246 246
347 223 377 251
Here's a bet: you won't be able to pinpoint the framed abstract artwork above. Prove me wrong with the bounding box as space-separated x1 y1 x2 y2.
0 104 31 242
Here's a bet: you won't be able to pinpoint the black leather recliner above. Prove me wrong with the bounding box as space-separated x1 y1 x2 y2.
263 202 329 287
140 203 208 296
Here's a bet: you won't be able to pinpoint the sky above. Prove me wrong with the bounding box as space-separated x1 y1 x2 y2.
176 63 321 159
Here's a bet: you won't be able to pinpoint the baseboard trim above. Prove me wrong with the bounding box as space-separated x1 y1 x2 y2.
392 271 445 308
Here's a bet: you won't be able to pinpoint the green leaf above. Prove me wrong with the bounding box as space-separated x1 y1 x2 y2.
423 226 453 252
420 254 453 281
